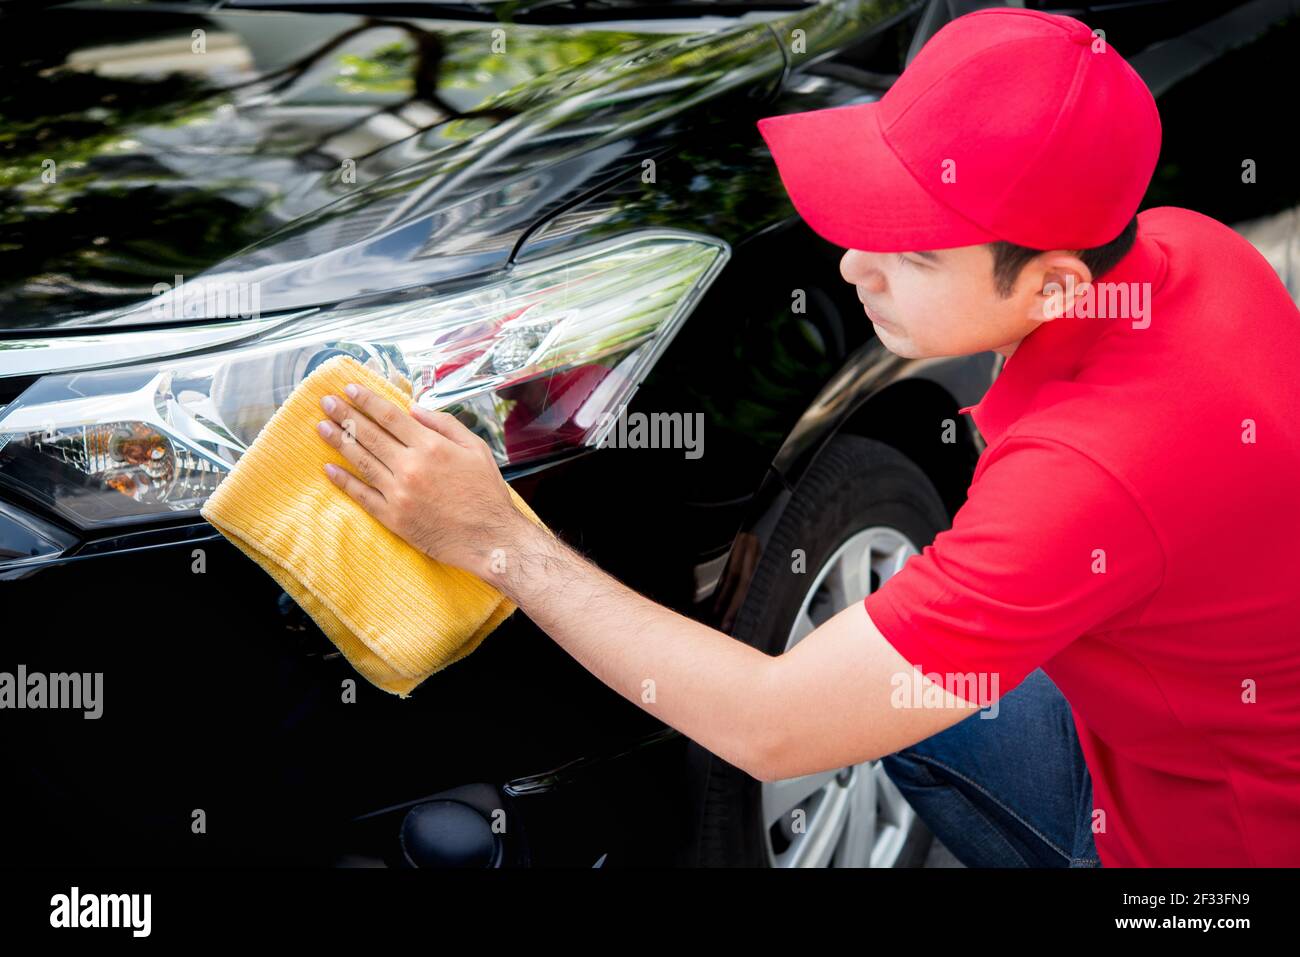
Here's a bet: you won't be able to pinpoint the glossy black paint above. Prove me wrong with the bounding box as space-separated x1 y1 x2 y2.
1 0 1296 866
1 0 798 328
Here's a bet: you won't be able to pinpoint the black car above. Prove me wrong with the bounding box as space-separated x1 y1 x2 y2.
1 0 1295 868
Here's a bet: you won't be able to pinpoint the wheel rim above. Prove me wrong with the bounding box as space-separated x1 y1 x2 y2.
760 525 921 867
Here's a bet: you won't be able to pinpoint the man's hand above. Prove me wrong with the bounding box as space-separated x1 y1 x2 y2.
314 381 529 577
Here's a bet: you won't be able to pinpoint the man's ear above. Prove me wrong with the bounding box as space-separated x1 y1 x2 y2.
1029 252 1092 322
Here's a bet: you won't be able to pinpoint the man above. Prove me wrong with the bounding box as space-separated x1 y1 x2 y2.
311 8 1300 866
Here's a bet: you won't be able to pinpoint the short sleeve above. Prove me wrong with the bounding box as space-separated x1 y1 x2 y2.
863 434 1165 701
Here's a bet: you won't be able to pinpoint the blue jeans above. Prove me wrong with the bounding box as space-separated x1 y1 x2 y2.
881 668 1102 867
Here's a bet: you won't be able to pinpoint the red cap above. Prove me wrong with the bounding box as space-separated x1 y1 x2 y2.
756 8 1161 252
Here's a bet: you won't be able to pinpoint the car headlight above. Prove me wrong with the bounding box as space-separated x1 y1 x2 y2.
0 230 729 529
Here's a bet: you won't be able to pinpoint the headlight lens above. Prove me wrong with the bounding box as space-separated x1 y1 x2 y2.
0 230 728 529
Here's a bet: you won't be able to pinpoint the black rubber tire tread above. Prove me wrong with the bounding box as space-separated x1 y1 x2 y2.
690 434 950 867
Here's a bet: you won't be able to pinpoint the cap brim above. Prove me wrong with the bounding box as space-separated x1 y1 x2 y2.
756 101 999 252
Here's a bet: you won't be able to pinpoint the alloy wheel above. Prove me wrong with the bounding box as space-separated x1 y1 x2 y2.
760 526 921 867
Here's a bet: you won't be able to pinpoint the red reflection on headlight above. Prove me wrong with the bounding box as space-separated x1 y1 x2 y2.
502 364 610 461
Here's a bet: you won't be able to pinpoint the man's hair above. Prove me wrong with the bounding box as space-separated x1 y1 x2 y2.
987 214 1139 297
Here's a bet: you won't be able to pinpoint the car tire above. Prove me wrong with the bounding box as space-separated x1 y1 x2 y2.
688 434 950 867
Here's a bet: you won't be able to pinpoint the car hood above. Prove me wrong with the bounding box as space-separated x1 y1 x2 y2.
0 3 786 331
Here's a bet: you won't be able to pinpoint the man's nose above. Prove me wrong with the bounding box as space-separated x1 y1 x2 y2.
840 248 887 293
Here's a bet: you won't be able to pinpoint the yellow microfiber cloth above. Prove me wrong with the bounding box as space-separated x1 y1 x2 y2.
200 353 545 698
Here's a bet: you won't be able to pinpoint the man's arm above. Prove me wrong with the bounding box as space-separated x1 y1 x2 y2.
486 518 985 781
313 381 983 781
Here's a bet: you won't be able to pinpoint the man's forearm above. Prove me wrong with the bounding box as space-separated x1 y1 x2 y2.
487 516 778 779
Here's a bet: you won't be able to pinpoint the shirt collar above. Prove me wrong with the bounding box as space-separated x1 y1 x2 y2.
957 219 1169 448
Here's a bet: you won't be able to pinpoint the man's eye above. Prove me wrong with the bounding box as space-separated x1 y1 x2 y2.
896 253 912 267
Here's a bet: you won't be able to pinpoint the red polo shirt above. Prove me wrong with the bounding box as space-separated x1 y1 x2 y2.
864 205 1300 866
